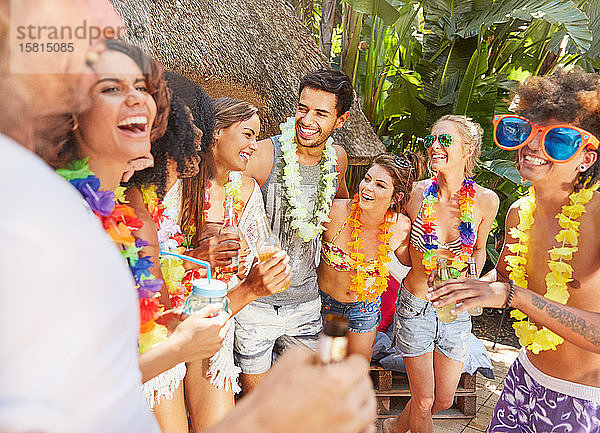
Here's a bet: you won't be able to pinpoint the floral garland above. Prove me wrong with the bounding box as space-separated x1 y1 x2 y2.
57 158 166 353
421 176 476 278
347 196 394 303
505 182 598 353
141 185 190 308
279 116 338 241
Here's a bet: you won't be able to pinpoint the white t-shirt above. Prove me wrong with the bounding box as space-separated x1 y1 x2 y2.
0 135 160 433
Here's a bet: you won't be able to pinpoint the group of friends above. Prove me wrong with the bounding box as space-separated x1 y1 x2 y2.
3 1 600 433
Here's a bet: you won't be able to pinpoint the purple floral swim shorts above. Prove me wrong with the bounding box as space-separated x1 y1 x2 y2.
490 350 600 432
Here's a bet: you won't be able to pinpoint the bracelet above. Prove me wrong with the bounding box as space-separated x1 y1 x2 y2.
503 279 515 309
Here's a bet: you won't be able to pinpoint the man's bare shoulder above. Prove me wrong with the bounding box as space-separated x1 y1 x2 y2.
332 144 348 159
244 138 274 186
240 173 258 202
474 183 500 214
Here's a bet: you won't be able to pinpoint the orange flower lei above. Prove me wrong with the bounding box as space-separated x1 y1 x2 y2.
347 196 394 302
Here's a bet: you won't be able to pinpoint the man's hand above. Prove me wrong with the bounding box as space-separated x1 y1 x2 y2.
427 277 511 314
169 303 232 363
243 250 290 298
238 346 377 433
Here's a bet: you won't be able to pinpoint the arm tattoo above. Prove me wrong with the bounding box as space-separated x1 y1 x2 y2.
531 293 600 347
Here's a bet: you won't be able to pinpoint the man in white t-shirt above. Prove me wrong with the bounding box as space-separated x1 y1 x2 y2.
0 2 161 432
0 2 377 432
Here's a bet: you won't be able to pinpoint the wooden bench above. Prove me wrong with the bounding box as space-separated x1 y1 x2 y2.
369 365 476 419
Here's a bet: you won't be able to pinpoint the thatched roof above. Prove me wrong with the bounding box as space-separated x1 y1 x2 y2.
111 0 384 164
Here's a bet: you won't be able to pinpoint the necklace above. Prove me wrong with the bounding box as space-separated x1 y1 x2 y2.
505 183 597 353
142 184 189 308
347 196 394 302
57 158 166 353
421 176 476 277
279 116 338 241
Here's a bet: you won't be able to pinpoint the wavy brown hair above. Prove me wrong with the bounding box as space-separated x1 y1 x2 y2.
48 40 170 168
372 152 425 213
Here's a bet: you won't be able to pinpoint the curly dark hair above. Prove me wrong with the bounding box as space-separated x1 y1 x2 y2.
49 40 170 168
515 66 600 188
128 93 200 198
129 73 215 205
299 69 354 117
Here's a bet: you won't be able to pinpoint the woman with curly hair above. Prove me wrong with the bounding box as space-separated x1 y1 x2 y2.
427 67 600 433
384 115 499 433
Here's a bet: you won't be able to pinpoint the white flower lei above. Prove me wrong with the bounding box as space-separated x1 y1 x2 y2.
279 116 338 241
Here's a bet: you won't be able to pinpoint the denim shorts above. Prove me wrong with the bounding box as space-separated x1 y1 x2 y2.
393 283 471 362
320 290 381 334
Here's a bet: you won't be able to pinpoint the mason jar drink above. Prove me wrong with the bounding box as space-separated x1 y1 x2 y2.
183 278 229 316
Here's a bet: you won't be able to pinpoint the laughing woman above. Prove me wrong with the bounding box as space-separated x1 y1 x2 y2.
384 115 499 433
55 42 230 433
317 152 423 360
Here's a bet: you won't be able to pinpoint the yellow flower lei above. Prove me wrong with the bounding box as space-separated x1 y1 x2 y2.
506 182 598 353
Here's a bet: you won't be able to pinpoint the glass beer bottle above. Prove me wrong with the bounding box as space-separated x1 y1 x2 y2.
255 214 290 290
467 257 483 316
217 194 238 277
434 259 457 323
318 314 349 364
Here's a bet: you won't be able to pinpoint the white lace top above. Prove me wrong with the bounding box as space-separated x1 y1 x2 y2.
237 178 265 276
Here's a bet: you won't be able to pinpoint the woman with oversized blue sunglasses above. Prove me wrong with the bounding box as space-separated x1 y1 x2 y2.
426 66 600 433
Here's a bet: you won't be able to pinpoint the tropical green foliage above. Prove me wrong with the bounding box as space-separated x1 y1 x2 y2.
301 0 600 265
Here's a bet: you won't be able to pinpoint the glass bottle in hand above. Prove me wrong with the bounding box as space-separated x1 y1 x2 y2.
434 259 456 323
319 314 349 364
256 214 290 290
217 194 238 277
467 257 482 316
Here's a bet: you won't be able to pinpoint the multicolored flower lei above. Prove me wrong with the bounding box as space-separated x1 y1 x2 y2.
57 158 166 353
347 196 394 303
141 185 190 308
505 183 598 353
421 176 476 277
279 117 338 241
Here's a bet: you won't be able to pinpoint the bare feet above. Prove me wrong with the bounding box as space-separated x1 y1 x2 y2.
382 417 395 433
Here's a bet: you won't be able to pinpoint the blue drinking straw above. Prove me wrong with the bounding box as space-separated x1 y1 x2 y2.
159 251 211 283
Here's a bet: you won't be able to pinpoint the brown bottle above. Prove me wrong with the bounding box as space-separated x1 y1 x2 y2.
319 314 349 364
467 257 482 316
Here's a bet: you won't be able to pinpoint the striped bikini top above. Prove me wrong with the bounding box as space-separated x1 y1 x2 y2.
409 203 475 255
